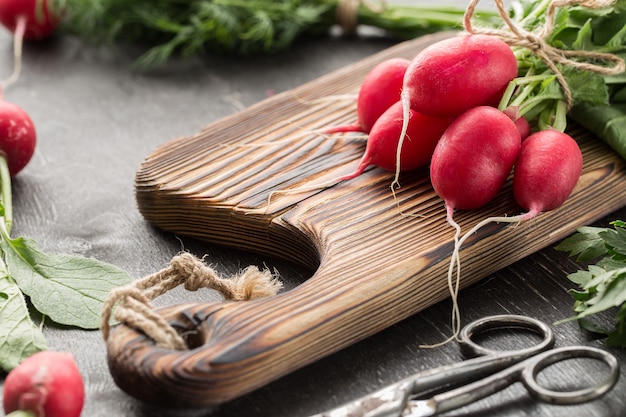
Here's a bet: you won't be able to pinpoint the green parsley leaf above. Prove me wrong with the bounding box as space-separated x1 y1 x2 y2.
578 268 626 316
554 226 608 261
601 226 626 256
557 221 626 346
606 305 626 347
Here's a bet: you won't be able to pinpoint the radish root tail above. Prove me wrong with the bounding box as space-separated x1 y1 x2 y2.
1 16 26 90
419 204 462 348
391 89 412 191
420 212 528 349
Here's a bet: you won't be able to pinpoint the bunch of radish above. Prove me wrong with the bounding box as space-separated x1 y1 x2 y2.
321 33 583 344
320 33 582 219
393 33 583 343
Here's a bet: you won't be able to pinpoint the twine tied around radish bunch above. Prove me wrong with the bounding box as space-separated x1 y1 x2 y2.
464 0 625 109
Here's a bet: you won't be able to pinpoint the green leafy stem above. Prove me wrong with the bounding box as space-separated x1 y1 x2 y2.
55 0 499 70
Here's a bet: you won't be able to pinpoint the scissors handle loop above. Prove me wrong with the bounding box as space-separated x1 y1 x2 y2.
459 314 555 358
522 345 620 405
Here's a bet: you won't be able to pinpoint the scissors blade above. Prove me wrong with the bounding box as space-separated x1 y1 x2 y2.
309 353 525 417
309 380 413 417
400 399 437 417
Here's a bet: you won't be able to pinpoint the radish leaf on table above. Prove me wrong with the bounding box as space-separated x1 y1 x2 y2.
0 236 133 330
0 269 48 372
556 221 626 347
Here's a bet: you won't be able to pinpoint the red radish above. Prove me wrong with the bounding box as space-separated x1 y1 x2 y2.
503 106 531 140
0 0 59 88
402 34 518 118
513 129 583 219
430 106 521 212
516 116 531 141
3 351 85 417
339 101 452 177
392 34 517 190
422 106 521 346
0 0 58 40
324 58 410 135
0 98 37 176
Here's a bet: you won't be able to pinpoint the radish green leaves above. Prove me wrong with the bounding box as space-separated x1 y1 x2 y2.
0 270 48 372
0 237 131 330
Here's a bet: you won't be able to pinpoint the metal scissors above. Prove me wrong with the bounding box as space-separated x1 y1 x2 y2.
311 314 620 417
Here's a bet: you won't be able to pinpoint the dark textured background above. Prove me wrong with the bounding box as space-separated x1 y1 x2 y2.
1 11 625 417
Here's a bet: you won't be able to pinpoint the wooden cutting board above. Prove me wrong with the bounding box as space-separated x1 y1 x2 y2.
106 32 626 408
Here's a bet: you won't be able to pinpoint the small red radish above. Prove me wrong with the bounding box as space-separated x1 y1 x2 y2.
339 101 452 177
0 0 58 40
0 98 37 176
513 129 583 220
0 0 59 89
503 106 531 140
516 117 531 141
430 106 521 212
3 351 85 417
324 58 410 135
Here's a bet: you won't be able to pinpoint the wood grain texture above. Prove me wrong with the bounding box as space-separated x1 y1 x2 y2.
106 32 626 407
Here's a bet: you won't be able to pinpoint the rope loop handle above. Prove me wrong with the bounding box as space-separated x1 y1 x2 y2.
101 252 283 350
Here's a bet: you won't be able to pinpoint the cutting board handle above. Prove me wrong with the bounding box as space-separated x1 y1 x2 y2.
105 233 448 407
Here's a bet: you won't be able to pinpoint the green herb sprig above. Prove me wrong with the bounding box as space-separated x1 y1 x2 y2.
0 156 131 372
54 0 499 70
556 220 626 347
